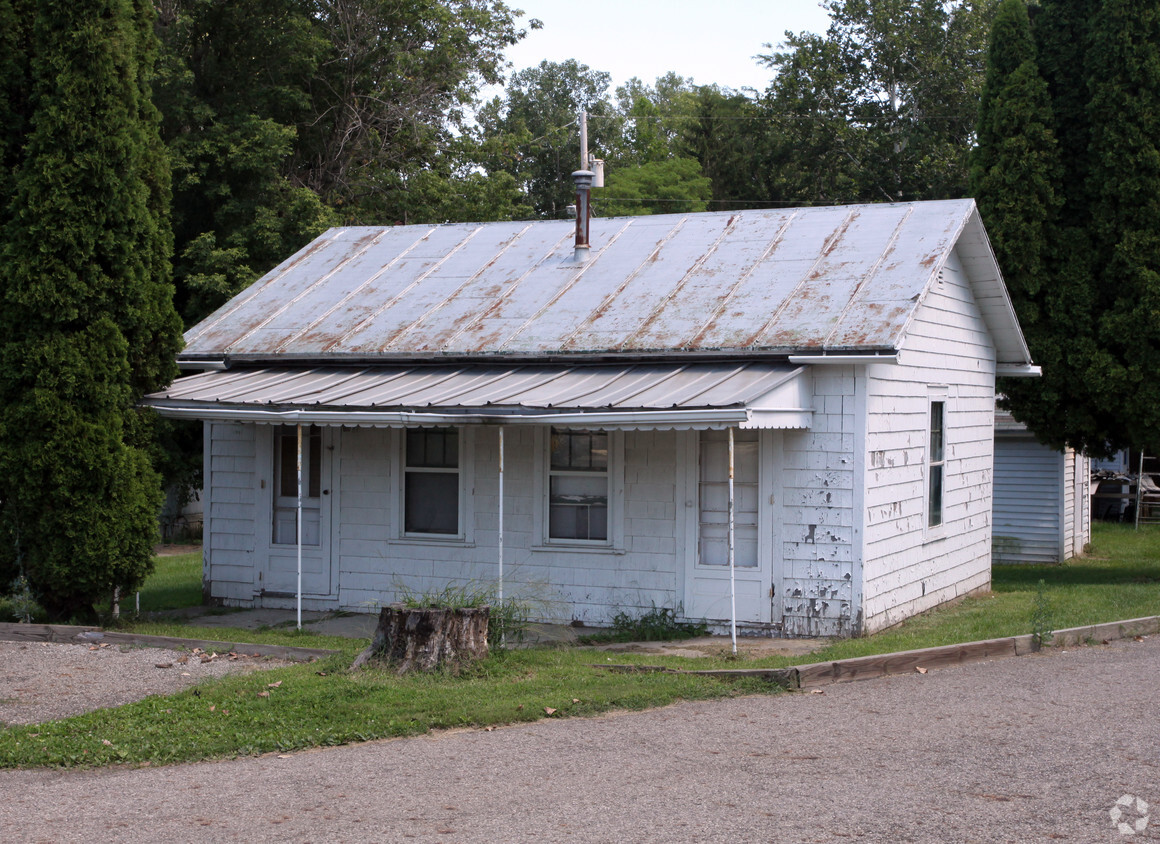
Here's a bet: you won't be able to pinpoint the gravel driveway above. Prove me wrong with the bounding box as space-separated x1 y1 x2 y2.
1 635 1157 842
0 641 286 725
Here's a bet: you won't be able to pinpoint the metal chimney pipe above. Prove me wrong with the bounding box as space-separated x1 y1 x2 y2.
572 168 594 262
572 111 593 262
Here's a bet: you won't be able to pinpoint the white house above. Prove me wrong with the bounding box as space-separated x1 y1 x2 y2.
145 199 1037 637
992 406 1090 564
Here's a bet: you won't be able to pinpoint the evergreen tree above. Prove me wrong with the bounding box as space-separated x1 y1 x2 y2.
1084 0 1160 452
976 0 1160 454
0 0 183 620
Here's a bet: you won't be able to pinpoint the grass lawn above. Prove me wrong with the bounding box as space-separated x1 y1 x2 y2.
1 523 1156 769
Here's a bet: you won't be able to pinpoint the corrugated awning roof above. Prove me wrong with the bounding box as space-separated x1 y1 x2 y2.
179 200 1033 368
144 362 812 430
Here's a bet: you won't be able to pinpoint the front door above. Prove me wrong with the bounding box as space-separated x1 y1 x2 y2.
685 429 772 624
261 424 335 598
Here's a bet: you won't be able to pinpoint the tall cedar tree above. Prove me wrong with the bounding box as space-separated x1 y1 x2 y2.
979 0 1160 454
0 0 183 619
1084 0 1160 452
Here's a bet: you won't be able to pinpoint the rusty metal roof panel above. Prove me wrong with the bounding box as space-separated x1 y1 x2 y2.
180 199 1028 363
147 362 802 412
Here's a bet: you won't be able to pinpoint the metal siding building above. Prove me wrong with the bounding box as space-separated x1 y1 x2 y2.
147 200 1037 636
993 408 1091 564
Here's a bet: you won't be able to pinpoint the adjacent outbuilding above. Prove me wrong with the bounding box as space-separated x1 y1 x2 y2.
992 406 1091 564
146 199 1038 636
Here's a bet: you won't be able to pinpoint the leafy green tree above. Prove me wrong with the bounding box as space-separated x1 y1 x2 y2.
478 60 619 217
153 0 337 323
598 158 712 217
0 0 183 620
761 0 998 204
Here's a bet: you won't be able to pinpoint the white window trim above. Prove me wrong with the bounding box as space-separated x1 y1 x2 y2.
924 389 949 541
533 427 623 550
392 426 474 544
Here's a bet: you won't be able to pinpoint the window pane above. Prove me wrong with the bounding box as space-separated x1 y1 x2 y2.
929 465 943 527
930 402 944 462
550 429 608 471
549 474 608 540
407 429 458 468
405 472 459 534
278 433 297 498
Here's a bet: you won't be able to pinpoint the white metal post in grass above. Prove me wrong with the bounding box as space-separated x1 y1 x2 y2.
728 426 737 655
497 425 505 647
296 422 303 631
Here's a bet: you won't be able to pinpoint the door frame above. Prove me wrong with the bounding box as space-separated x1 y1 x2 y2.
680 428 780 625
255 424 338 599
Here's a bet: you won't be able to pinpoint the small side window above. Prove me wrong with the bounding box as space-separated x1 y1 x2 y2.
928 401 945 528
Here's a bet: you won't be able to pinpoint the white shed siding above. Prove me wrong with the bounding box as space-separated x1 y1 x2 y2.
780 368 857 637
993 436 1062 564
204 422 258 603
992 437 1091 564
860 249 995 633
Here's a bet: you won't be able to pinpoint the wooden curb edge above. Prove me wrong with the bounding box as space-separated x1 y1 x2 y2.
594 614 1160 691
0 622 337 662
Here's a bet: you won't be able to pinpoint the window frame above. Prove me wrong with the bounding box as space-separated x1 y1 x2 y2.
398 427 469 541
271 424 324 547
535 427 622 549
926 393 948 536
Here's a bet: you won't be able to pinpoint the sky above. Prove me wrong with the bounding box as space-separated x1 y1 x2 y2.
500 0 832 94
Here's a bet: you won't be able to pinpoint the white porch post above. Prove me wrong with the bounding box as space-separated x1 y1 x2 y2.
296 422 303 631
728 426 737 654
497 425 505 647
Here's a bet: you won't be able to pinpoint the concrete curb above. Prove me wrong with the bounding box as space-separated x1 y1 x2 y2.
0 622 337 662
596 614 1160 691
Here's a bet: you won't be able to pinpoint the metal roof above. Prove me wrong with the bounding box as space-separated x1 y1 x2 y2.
180 199 1033 366
145 362 812 430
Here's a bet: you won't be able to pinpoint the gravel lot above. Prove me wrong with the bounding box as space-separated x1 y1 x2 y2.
0 640 287 725
1 635 1157 842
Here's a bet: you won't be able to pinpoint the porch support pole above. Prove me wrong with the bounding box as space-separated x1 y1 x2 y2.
296 423 303 631
728 426 737 655
497 425 505 647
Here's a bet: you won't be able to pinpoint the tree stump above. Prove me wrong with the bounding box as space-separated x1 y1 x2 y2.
351 603 489 673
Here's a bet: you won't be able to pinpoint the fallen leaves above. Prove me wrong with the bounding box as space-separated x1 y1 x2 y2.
915 666 928 674
544 707 557 715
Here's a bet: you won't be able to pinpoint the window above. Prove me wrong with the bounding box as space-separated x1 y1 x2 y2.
928 401 945 528
404 428 460 535
548 428 609 541
272 425 321 545
698 430 759 567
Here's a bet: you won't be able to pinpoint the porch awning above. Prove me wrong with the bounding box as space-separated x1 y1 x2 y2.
143 362 813 430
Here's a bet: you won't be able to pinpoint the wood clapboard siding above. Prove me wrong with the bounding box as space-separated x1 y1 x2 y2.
780 368 858 637
205 422 258 603
859 249 995 633
326 426 682 624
